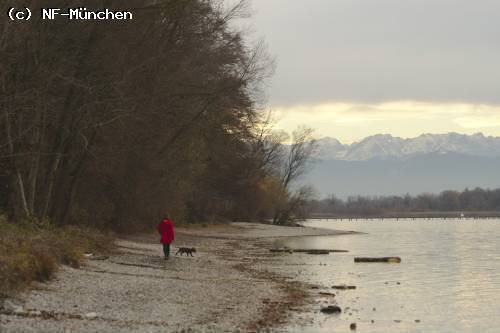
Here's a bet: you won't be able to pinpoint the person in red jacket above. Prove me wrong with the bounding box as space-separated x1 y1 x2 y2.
157 214 175 260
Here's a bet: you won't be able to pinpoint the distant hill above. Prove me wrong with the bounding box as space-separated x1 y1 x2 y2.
306 133 500 198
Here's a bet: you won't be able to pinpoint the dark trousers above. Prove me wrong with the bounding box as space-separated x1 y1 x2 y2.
162 243 170 258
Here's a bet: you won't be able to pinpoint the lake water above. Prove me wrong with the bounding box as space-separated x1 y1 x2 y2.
273 218 500 333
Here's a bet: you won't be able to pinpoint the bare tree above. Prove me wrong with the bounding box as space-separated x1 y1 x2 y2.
280 127 316 190
272 126 316 224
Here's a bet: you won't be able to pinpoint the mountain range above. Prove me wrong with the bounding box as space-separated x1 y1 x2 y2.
315 132 500 161
305 133 500 198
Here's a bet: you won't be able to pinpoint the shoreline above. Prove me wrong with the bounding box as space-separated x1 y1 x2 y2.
309 211 500 219
0 222 348 332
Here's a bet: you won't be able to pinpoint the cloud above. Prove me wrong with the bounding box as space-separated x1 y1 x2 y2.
454 116 500 128
248 1 500 141
273 101 500 142
251 0 500 106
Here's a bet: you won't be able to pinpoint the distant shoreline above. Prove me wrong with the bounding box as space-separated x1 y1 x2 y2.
308 211 500 219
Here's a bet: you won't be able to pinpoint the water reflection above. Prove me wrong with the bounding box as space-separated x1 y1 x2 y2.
272 219 500 333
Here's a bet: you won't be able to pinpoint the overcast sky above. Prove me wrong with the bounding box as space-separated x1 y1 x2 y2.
248 0 500 142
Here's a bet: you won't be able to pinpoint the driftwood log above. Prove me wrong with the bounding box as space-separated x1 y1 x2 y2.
319 292 336 297
332 285 356 290
320 305 342 314
295 249 348 253
354 257 401 263
269 248 293 253
305 250 330 255
269 248 348 254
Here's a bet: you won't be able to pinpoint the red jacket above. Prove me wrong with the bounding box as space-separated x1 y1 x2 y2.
158 219 175 244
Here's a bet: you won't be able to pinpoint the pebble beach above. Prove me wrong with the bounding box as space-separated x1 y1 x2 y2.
0 223 349 332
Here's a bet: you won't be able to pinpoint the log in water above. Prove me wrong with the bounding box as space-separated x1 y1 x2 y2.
354 257 401 263
294 249 349 253
270 248 348 253
332 285 356 290
305 250 330 254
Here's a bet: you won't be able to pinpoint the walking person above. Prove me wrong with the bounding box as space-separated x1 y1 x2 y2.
157 214 175 260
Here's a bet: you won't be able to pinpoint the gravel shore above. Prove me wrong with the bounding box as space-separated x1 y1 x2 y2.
0 223 347 332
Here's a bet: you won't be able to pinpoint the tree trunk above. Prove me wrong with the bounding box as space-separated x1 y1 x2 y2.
14 171 29 218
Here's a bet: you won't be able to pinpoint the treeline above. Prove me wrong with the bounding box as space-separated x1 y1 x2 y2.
309 188 500 216
0 0 314 230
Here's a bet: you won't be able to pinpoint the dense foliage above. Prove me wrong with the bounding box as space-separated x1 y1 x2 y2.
0 0 315 229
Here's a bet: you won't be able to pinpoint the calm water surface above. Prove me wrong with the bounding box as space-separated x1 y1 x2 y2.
274 218 500 333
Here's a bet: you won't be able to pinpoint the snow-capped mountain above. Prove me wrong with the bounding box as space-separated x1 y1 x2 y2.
316 133 500 161
307 133 500 197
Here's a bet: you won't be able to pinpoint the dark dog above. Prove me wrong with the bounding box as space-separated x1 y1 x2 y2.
175 247 196 257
